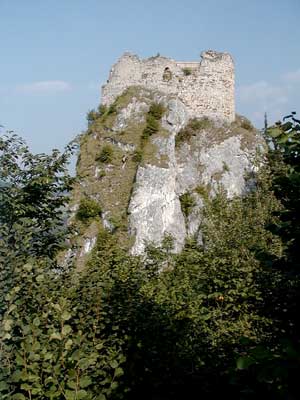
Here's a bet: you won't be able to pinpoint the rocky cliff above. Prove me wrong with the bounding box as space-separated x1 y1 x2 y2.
69 86 263 268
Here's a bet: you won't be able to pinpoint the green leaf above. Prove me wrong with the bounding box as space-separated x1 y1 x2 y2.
111 381 118 390
3 319 13 331
267 127 282 138
95 395 106 400
21 383 32 390
50 332 62 341
65 339 73 350
0 381 9 391
36 274 44 282
27 374 39 382
65 390 76 400
61 311 72 321
31 387 42 395
51 303 62 312
62 325 72 336
23 263 33 272
115 367 124 377
77 389 88 399
236 356 256 370
2 333 11 340
33 317 40 326
109 360 118 369
78 358 90 370
114 367 124 377
12 395 26 400
277 134 289 144
67 380 77 389
79 376 92 388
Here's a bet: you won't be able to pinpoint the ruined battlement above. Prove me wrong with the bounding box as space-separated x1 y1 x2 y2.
101 50 235 123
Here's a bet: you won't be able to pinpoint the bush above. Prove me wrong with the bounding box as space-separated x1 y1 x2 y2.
142 103 166 140
87 105 109 125
195 184 211 200
98 104 108 116
132 149 143 163
0 257 126 400
240 117 254 131
97 144 113 163
182 67 192 76
76 198 102 221
175 118 212 147
142 115 160 139
107 103 117 115
86 109 99 125
179 192 196 217
2 114 300 399
148 103 166 120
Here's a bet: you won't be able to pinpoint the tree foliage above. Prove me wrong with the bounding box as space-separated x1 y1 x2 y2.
1 113 300 399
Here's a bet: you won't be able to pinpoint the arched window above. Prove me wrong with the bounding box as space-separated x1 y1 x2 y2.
163 67 172 82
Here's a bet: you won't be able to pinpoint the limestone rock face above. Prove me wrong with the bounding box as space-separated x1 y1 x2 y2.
127 96 259 254
128 164 186 254
73 87 262 262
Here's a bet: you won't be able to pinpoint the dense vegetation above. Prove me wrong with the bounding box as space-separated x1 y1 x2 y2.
0 113 300 399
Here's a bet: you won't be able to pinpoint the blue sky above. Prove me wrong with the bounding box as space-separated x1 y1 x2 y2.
1 0 300 153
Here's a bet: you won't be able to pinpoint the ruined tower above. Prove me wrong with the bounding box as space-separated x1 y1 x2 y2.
101 50 235 123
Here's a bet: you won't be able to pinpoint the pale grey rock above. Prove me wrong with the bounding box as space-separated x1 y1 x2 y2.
112 97 148 131
69 203 79 219
128 164 186 254
62 248 77 268
76 86 260 257
128 97 190 255
199 136 254 197
128 97 259 255
94 166 101 178
186 194 204 238
105 137 136 152
80 236 96 256
162 98 190 134
102 211 114 232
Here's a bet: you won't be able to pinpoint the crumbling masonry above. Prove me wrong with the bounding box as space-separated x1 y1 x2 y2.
101 50 235 123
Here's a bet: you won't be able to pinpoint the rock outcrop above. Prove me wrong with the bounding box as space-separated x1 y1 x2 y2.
71 86 263 266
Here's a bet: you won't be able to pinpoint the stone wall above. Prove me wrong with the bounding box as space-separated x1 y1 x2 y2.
101 50 235 122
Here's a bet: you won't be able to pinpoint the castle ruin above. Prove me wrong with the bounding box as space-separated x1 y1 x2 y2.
101 50 235 123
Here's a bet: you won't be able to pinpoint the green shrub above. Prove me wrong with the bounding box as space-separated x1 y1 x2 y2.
87 105 109 125
0 257 126 400
76 198 102 221
182 67 192 76
222 161 230 172
195 184 211 200
240 118 254 131
97 144 113 163
142 115 160 139
132 149 143 163
179 192 196 217
189 117 211 130
2 120 298 399
86 109 99 125
175 118 212 147
142 103 166 140
98 104 108 116
148 103 166 120
107 103 117 115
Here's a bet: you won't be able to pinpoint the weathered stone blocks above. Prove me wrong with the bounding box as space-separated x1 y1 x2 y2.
101 50 235 123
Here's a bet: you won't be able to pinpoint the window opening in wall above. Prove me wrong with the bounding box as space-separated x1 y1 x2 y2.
163 67 172 82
